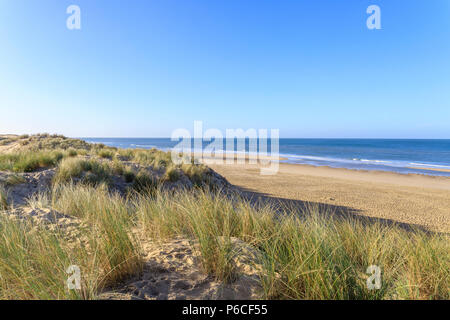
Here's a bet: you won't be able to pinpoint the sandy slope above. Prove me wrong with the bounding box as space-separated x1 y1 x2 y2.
0 138 21 153
210 162 450 233
100 237 263 300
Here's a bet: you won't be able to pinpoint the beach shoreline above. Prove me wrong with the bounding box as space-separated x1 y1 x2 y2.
197 151 450 177
79 137 450 178
407 166 450 173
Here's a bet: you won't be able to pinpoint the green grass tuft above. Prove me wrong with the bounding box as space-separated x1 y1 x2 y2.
165 166 181 182
0 184 8 210
0 151 64 173
5 174 26 186
53 158 112 186
181 164 210 186
96 149 115 159
132 170 159 194
123 169 136 183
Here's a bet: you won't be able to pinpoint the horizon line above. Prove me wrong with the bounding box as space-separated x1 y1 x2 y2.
74 137 450 140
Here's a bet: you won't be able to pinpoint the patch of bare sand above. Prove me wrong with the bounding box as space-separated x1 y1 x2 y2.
99 237 263 300
0 169 55 206
0 207 88 249
0 138 21 153
209 163 450 233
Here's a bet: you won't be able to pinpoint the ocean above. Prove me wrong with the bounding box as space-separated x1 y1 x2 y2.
80 138 450 177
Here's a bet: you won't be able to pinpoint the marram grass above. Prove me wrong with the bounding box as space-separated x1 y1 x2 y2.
1 184 448 300
135 188 449 300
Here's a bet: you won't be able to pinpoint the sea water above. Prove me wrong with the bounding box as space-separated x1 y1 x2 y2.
80 138 450 177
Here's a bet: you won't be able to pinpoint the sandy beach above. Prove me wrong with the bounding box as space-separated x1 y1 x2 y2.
210 162 450 233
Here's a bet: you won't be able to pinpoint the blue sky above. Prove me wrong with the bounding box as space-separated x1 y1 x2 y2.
0 0 449 138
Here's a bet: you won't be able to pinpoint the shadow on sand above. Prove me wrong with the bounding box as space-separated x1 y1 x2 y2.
232 185 441 235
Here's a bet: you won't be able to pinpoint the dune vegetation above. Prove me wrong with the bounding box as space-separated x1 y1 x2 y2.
0 134 210 184
0 134 448 300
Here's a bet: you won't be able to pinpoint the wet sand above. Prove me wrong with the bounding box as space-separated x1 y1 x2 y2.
407 167 450 173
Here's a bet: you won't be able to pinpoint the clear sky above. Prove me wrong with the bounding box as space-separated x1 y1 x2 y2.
0 0 449 138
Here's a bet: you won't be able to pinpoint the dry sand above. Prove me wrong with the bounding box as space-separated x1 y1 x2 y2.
210 162 450 233
100 237 263 300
